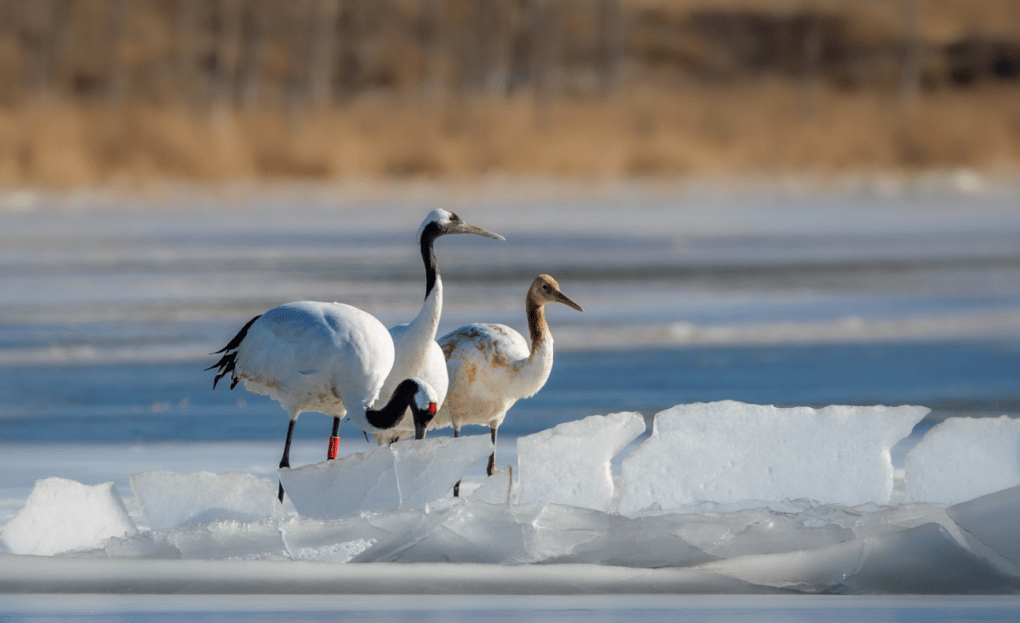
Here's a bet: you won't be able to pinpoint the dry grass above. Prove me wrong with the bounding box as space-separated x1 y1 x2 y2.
2 85 1018 188
1 0 1018 187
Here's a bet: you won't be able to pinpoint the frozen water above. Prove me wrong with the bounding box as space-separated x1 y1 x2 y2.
168 519 289 560
279 515 382 563
840 522 1020 594
279 435 492 519
0 478 137 556
617 401 928 516
518 412 645 512
393 435 493 509
904 416 1020 504
703 521 1020 594
947 485 1020 577
279 445 399 519
129 470 286 530
2 464 1020 595
539 512 716 567
470 467 513 504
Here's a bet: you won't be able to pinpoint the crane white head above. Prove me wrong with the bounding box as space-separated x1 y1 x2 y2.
530 274 584 312
418 209 505 243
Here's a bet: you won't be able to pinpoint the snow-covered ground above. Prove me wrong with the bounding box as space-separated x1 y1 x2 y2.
2 179 1020 617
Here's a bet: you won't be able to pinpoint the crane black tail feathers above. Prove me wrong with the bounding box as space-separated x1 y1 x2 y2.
211 314 262 355
206 352 239 389
206 314 261 390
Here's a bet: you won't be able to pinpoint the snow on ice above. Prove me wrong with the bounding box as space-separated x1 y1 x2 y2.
617 401 928 515
0 478 137 556
904 415 1020 505
2 401 1020 595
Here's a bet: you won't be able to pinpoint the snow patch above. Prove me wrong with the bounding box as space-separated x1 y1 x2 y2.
0 478 137 556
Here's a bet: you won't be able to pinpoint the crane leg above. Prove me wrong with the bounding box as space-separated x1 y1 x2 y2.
453 425 462 497
278 418 297 502
328 417 341 460
487 425 498 477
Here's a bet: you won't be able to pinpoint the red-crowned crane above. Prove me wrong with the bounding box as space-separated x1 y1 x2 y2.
372 209 503 444
207 301 439 502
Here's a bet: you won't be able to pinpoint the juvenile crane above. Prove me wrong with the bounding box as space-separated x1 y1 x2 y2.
207 301 439 501
373 209 503 444
437 275 583 488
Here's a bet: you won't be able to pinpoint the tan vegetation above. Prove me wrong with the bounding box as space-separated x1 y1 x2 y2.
0 0 1018 187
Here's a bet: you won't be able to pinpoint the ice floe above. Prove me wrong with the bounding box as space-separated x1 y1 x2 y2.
2 402 1020 595
904 415 1020 505
517 412 645 512
278 434 492 519
130 470 286 530
617 401 928 515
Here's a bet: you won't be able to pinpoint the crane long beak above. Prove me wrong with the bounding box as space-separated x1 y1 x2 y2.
452 222 505 241
555 291 584 312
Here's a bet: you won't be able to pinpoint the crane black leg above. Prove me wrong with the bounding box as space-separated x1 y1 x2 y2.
487 425 498 476
278 419 297 502
453 426 461 497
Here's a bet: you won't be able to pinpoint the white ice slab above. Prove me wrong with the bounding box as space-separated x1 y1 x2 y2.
904 415 1020 505
517 412 645 513
470 467 513 505
279 435 492 519
0 478 137 556
617 401 928 516
129 470 286 531
393 435 492 509
947 484 1020 578
280 446 399 519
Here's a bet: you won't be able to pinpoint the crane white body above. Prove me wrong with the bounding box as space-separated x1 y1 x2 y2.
233 301 394 432
209 301 441 502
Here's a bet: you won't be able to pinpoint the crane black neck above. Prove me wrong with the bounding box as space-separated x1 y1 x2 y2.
419 222 442 300
365 380 428 431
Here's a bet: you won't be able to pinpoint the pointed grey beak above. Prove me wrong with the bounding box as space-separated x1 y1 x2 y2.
555 290 584 312
450 221 505 241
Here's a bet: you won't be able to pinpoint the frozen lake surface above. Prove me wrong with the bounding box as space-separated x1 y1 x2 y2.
4 594 1020 623
1 180 1020 618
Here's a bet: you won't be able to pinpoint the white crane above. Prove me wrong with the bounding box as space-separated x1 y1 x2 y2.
437 274 583 490
372 209 503 444
206 301 439 501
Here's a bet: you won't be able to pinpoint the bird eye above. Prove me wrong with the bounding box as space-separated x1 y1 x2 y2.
542 285 550 291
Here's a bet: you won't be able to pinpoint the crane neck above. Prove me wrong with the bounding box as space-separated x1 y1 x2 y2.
526 297 550 361
365 380 431 434
419 222 441 300
365 390 411 430
407 222 444 340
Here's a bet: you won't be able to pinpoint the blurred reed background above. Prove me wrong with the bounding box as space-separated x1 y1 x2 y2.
0 0 1018 187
